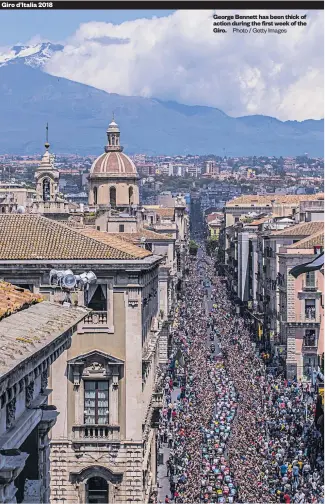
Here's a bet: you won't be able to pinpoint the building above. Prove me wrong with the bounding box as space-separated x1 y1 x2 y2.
88 119 140 209
0 214 165 503
220 193 324 376
0 281 87 503
204 160 219 176
278 234 324 380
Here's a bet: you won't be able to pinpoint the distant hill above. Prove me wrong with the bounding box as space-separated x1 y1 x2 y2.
0 53 323 156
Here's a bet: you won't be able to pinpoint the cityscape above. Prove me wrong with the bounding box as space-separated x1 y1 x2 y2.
0 7 323 504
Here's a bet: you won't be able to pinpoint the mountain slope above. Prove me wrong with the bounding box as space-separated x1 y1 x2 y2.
0 42 63 69
0 62 323 156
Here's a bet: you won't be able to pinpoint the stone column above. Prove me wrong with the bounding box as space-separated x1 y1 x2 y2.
38 420 55 504
124 288 142 441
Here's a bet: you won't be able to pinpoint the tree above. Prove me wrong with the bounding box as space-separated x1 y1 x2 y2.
189 240 199 256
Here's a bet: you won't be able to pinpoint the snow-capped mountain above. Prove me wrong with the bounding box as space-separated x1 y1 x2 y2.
0 42 63 69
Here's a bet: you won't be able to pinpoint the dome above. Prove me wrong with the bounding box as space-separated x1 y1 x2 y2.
90 151 138 178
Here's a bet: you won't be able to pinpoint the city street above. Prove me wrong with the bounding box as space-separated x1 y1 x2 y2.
156 245 323 504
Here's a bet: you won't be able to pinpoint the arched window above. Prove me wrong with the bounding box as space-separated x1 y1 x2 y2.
110 187 116 208
42 178 51 202
129 186 134 205
86 477 108 504
93 187 98 205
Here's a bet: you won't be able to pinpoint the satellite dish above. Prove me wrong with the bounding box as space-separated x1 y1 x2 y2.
86 271 97 284
17 206 25 214
62 273 77 289
140 236 146 243
50 269 58 284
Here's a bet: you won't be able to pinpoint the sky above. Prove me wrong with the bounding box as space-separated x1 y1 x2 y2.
0 9 323 122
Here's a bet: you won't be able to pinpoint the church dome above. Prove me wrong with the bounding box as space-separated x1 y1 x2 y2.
89 118 138 179
90 151 138 178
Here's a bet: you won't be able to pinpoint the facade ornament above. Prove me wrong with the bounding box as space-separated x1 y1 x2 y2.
26 382 35 407
90 362 104 373
41 370 48 393
128 288 139 308
6 398 16 429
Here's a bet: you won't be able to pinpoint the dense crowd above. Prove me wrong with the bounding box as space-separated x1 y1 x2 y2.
156 247 323 504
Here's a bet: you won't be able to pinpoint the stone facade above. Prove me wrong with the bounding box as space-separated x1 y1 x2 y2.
0 255 165 503
0 299 86 503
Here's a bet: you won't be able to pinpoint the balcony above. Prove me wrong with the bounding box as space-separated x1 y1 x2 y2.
72 424 120 444
78 311 110 333
302 339 318 353
288 312 321 324
152 392 163 409
305 308 317 321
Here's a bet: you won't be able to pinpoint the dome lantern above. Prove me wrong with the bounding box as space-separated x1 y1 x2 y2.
105 114 123 153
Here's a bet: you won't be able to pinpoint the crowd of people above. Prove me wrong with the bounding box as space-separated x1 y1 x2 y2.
156 245 323 504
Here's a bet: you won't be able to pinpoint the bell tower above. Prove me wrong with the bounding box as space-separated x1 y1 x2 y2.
35 124 60 202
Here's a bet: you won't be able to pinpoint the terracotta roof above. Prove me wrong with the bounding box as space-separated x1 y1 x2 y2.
270 221 324 237
144 206 175 219
0 282 42 321
77 228 151 258
287 231 324 249
0 215 150 260
226 193 324 207
155 208 175 219
107 230 173 242
0 301 88 378
206 213 219 223
90 152 138 178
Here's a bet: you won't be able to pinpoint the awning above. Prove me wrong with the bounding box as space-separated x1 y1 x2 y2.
289 253 324 278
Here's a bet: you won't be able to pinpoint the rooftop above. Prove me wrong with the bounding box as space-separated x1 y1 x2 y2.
0 282 42 321
0 301 87 378
226 193 324 207
0 215 151 260
143 206 175 219
107 229 173 242
270 221 324 237
287 231 324 249
77 228 152 258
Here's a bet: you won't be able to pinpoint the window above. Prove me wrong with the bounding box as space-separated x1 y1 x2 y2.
119 224 125 233
145 242 152 252
109 187 116 208
84 381 109 425
42 178 51 202
305 299 316 320
305 271 316 288
93 187 98 205
86 477 108 504
304 329 317 347
234 217 240 223
128 186 134 205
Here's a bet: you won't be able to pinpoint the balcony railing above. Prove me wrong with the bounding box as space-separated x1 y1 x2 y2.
292 312 321 323
305 308 317 321
72 424 120 443
302 279 318 291
152 392 163 409
302 338 318 353
84 311 108 325
78 311 110 333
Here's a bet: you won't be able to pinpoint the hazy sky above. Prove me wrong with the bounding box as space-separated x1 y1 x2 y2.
1 9 323 121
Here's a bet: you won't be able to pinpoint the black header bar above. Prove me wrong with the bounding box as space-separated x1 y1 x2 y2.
0 1 323 10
